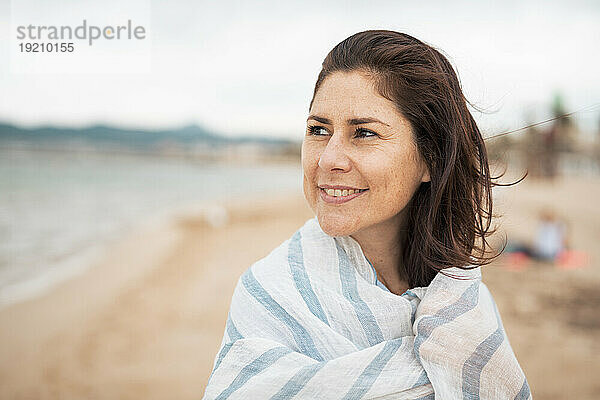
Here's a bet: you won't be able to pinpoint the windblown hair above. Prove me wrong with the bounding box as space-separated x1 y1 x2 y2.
309 30 512 288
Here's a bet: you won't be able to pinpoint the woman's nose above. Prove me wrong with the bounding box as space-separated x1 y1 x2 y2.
318 134 351 172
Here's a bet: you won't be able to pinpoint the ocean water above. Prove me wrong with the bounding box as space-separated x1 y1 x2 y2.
0 147 303 307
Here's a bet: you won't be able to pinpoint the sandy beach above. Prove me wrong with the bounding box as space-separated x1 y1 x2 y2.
0 178 599 399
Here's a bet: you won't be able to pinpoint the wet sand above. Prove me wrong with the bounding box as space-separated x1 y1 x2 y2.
0 179 598 399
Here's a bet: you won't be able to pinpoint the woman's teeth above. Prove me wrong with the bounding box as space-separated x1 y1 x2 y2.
324 188 366 197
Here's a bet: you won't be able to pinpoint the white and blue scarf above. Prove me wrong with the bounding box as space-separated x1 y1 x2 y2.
203 216 531 399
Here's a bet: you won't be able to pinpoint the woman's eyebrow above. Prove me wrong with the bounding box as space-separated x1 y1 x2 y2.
307 115 390 127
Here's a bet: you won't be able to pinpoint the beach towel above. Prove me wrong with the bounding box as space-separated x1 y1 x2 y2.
203 216 531 399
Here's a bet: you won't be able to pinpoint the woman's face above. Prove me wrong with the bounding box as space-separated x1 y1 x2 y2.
302 70 430 238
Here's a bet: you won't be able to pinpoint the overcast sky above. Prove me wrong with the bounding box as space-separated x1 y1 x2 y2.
1 0 599 139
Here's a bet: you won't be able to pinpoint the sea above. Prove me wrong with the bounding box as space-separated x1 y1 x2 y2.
0 146 303 308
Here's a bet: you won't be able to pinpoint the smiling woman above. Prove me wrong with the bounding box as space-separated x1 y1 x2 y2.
302 70 431 295
203 30 530 400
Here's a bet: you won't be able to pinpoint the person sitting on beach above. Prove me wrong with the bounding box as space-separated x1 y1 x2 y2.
533 209 568 261
203 30 530 399
505 208 572 268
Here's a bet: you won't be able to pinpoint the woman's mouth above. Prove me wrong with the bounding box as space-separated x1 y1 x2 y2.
319 187 368 204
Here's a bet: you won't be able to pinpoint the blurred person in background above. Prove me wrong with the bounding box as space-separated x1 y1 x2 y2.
534 209 568 261
505 208 570 266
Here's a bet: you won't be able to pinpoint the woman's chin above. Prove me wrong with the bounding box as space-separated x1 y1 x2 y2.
316 214 358 237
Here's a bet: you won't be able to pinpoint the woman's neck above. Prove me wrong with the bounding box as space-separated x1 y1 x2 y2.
350 214 410 296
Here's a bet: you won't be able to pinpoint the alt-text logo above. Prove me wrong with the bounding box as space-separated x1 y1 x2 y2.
16 19 147 46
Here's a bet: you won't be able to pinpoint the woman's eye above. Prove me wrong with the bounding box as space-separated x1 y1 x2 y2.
355 128 378 138
307 125 329 136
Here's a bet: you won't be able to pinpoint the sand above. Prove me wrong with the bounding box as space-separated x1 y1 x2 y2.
0 178 598 399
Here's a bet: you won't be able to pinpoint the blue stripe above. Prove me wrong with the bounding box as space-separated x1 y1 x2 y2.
514 377 531 400
341 338 403 399
215 346 292 400
461 284 527 399
241 269 324 361
336 240 384 346
211 342 234 377
226 314 243 341
461 325 505 398
288 231 329 326
269 362 326 399
209 316 243 379
414 281 480 362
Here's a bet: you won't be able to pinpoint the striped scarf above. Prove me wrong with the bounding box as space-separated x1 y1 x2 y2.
203 216 531 399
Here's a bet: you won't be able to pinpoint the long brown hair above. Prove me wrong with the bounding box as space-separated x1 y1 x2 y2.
309 30 512 288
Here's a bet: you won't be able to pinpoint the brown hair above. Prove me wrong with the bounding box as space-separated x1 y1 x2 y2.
309 30 510 288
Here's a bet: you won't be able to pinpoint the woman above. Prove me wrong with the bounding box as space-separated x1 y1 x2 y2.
203 30 531 399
